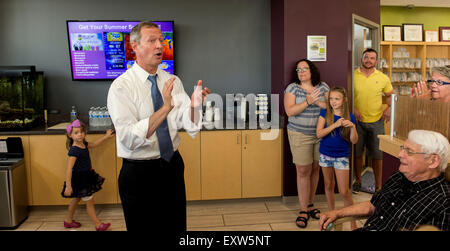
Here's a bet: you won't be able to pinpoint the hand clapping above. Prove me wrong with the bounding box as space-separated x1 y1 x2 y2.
341 119 355 128
191 80 210 108
163 77 176 109
411 81 430 99
306 88 321 105
334 118 354 128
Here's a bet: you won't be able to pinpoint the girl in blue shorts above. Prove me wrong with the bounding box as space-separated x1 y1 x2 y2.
316 86 358 230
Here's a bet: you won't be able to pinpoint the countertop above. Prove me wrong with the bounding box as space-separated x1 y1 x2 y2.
0 117 284 135
378 134 450 164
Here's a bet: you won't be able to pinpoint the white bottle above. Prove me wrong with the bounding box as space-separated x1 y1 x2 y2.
98 107 104 126
88 107 94 127
105 108 111 126
70 106 78 122
214 107 221 121
92 107 99 127
99 107 106 126
240 97 246 122
102 106 108 126
205 101 213 122
205 107 213 122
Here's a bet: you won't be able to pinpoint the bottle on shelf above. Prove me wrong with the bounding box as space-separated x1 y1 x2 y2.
105 108 112 127
70 106 78 122
99 107 105 126
95 107 102 127
102 106 108 126
88 107 95 127
205 101 213 122
92 107 99 127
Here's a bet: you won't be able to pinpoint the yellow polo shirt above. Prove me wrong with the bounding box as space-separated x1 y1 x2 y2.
354 67 393 123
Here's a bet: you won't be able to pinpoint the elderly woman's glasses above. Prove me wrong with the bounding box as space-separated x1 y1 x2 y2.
296 67 309 73
399 145 428 156
426 79 450 86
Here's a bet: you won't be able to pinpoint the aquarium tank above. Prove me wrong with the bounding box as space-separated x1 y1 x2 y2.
0 66 45 130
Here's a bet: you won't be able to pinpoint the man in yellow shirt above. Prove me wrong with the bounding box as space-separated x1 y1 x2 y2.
353 48 394 193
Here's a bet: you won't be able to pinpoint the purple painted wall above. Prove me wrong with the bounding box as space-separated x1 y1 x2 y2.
271 0 380 196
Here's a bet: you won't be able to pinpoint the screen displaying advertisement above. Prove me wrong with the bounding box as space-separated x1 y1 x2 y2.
67 20 174 80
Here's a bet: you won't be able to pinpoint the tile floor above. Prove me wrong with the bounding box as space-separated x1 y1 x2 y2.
4 192 372 231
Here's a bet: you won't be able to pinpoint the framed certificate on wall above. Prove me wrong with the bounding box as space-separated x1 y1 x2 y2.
383 25 401 41
425 30 438 42
402 23 423 42
439 27 450 42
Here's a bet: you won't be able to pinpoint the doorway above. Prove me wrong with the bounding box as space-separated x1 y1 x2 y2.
351 14 380 194
352 14 380 76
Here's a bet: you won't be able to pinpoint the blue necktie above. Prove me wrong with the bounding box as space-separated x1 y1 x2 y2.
148 75 174 162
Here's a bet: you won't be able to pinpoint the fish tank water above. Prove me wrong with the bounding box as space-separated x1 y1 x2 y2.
0 66 45 130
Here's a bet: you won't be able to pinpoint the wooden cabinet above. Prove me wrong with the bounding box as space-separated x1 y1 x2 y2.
4 128 282 205
29 135 66 205
114 132 202 202
178 132 201 201
200 129 283 200
201 130 242 200
86 134 117 204
380 41 450 93
242 129 282 198
29 134 117 205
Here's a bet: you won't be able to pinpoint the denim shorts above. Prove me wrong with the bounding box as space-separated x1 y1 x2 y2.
319 153 349 170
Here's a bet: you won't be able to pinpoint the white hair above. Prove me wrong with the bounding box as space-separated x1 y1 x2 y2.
408 130 450 172
431 66 450 79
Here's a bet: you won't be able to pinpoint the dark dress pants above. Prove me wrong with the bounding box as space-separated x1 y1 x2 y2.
118 151 186 233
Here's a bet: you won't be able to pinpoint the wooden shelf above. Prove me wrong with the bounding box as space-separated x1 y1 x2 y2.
381 41 450 46
391 68 421 72
381 41 425 46
392 81 415 85
425 42 450 46
380 41 450 85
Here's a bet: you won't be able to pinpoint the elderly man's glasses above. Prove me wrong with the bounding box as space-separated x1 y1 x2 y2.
426 79 450 86
296 67 310 73
399 145 428 156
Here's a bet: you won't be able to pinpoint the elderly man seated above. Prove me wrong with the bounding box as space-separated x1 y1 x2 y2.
319 129 450 231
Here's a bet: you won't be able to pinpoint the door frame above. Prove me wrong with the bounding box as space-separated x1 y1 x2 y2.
351 14 380 105
350 14 380 191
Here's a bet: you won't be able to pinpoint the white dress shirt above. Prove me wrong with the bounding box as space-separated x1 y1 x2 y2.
107 63 202 160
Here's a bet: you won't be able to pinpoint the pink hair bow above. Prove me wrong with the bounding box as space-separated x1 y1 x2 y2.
66 119 81 134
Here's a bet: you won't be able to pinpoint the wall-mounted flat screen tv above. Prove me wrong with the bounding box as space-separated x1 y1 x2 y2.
66 20 174 80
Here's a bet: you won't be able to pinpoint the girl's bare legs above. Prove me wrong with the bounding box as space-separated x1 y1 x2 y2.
296 164 312 226
335 169 357 230
65 198 81 223
85 197 102 227
321 166 336 210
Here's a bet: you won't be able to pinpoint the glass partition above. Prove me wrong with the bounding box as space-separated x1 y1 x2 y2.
391 94 449 140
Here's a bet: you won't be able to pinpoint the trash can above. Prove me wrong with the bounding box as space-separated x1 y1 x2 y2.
0 137 28 229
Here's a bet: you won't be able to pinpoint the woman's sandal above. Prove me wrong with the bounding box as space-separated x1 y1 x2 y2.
307 203 321 220
295 211 310 228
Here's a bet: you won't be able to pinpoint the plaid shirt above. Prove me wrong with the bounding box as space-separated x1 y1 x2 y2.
361 172 450 231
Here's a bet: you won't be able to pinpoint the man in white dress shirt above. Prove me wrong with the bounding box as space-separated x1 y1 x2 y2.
107 21 209 232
